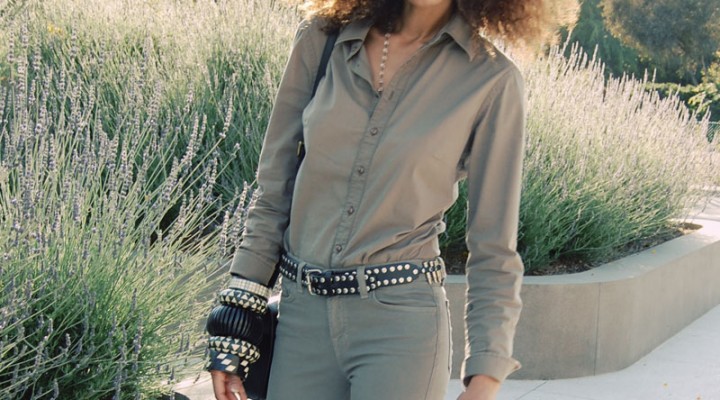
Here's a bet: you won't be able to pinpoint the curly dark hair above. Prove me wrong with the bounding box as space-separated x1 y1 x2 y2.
302 0 578 49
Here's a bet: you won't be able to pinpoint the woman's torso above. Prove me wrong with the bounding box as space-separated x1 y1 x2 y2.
284 15 517 269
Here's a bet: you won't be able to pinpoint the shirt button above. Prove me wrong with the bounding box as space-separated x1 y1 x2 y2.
370 127 379 136
357 166 365 175
347 206 355 215
335 245 343 253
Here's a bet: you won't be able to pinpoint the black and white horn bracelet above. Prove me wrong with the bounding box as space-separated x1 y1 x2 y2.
205 277 271 378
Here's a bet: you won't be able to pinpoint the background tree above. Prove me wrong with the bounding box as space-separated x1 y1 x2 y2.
561 0 643 78
601 0 720 84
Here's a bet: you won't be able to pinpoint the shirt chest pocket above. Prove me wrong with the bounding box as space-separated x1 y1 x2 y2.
301 93 369 161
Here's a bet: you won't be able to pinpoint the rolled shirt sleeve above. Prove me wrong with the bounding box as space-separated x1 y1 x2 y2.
461 67 526 385
229 20 324 284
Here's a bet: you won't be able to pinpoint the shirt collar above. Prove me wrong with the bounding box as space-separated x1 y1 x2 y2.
336 13 478 61
336 19 372 60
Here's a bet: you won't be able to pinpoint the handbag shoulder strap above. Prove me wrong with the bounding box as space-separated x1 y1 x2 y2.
296 31 338 163
312 31 339 96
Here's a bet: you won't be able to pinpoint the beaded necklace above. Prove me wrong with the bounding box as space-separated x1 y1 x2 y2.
377 31 391 93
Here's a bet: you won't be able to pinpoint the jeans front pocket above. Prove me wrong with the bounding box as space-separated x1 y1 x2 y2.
369 280 439 313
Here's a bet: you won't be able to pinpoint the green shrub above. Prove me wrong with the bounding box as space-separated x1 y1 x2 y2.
0 17 249 399
0 0 299 208
646 81 720 125
558 0 645 79
518 46 717 271
710 122 720 143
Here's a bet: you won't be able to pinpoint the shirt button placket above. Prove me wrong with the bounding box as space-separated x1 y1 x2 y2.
330 84 395 263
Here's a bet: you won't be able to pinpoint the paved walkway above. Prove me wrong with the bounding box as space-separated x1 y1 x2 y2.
449 303 720 400
176 302 720 400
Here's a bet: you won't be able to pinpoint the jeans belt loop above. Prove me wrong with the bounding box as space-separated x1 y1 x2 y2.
355 265 369 299
295 261 306 290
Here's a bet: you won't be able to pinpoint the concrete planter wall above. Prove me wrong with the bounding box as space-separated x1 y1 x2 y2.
445 219 720 380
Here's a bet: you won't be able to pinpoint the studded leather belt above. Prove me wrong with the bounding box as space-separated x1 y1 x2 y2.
277 252 446 296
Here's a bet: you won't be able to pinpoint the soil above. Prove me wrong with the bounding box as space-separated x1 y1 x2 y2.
444 222 702 276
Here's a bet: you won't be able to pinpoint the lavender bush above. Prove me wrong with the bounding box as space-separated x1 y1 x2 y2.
0 0 298 206
0 17 252 399
516 45 716 270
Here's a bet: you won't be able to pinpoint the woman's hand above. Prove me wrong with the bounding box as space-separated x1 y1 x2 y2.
456 375 501 400
210 370 247 400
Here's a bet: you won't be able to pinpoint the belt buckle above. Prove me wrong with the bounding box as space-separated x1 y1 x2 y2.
304 268 323 295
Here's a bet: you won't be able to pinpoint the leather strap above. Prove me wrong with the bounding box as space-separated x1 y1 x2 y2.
295 31 339 172
313 31 339 96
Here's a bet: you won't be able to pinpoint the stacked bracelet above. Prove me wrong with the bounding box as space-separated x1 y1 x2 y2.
218 288 268 314
206 350 245 376
229 277 272 299
208 336 261 364
205 277 270 380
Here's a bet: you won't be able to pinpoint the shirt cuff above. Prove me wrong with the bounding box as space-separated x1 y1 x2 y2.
229 249 277 286
461 352 521 386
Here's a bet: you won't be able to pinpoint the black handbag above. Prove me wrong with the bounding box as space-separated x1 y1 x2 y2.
242 295 278 400
241 30 338 400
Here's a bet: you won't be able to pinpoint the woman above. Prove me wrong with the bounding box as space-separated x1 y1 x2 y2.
206 0 573 399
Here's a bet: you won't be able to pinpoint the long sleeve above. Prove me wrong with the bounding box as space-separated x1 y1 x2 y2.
229 20 325 284
461 67 526 385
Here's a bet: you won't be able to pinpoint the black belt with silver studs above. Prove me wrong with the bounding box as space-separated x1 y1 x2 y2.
277 253 446 296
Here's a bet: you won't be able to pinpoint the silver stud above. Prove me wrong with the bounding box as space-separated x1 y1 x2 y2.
373 268 380 274
381 267 387 273
350 287 356 293
370 283 376 289
369 277 376 282
322 289 328 295
320 277 326 283
348 275 355 281
383 279 389 285
391 278 397 284
407 277 413 282
413 270 419 275
389 266 396 272
399 277 405 283
405 264 411 270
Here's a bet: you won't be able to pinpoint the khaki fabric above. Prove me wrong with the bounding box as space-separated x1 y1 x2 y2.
267 277 451 400
231 14 525 384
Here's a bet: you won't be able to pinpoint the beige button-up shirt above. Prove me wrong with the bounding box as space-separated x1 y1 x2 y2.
231 14 525 384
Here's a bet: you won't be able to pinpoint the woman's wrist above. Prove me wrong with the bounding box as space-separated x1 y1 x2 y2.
205 277 271 379
468 374 501 392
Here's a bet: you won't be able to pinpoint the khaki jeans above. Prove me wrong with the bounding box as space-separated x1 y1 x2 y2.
266 273 452 400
